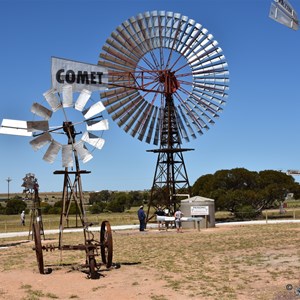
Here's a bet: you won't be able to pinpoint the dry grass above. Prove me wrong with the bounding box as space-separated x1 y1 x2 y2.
0 212 140 233
0 223 300 299
111 224 300 299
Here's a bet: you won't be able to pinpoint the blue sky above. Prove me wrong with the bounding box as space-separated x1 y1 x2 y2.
0 0 300 193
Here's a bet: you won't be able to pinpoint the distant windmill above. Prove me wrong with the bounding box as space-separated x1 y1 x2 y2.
269 0 299 30
270 1 300 182
286 169 300 175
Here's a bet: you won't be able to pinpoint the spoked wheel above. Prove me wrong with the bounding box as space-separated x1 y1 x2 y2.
100 221 113 268
33 222 44 274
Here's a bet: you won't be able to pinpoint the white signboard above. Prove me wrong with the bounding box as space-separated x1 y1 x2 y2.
51 57 108 92
269 0 299 30
191 206 209 216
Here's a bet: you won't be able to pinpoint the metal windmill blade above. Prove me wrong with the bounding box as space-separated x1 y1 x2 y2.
0 119 33 136
99 10 229 145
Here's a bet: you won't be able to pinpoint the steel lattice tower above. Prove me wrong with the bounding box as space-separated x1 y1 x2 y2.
146 93 193 219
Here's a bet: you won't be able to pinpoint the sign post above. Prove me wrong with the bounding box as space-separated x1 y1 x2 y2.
191 206 209 216
191 206 209 229
51 57 108 92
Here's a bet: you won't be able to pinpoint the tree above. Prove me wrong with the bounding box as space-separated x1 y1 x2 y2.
90 202 107 214
89 190 111 204
192 174 214 197
5 198 27 215
128 191 145 207
106 192 131 212
192 168 300 215
212 168 259 191
257 170 298 210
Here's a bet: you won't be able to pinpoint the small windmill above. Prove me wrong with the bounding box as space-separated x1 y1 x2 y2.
21 173 45 240
0 70 113 278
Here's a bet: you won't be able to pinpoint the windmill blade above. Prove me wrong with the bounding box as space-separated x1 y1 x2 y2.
82 101 105 119
137 104 154 142
62 144 73 168
177 105 197 139
175 109 190 142
75 89 92 111
153 108 163 145
43 89 61 112
29 132 52 151
74 140 93 163
62 84 73 108
27 121 49 132
0 119 32 136
31 103 53 120
86 119 109 131
43 140 62 163
145 106 158 144
82 131 105 149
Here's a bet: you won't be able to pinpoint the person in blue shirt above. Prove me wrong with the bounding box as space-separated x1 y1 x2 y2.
137 205 146 231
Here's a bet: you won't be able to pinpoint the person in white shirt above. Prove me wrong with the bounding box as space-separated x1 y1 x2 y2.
174 209 183 233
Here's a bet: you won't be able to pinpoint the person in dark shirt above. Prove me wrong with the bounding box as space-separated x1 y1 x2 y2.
155 206 165 231
137 205 146 231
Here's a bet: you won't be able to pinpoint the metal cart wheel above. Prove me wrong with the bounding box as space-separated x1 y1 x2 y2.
33 222 44 274
100 221 113 268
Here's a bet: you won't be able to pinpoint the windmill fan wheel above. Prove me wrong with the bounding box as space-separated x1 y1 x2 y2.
99 10 229 146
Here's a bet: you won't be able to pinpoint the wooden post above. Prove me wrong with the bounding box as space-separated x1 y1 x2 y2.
194 220 200 231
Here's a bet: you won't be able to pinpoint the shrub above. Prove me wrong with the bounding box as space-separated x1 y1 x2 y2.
234 205 259 220
5 199 27 215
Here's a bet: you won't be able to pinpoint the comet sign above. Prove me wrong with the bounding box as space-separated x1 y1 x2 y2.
269 0 299 30
51 57 108 92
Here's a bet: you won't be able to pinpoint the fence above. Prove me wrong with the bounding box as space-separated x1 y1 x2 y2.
0 213 139 234
0 209 299 234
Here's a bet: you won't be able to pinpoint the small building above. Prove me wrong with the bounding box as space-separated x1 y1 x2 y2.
180 196 215 229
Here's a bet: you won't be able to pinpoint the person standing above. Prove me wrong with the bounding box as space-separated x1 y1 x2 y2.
137 205 146 231
174 209 183 233
155 206 165 231
20 211 25 226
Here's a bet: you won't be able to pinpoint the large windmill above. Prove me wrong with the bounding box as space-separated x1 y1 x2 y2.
98 10 229 218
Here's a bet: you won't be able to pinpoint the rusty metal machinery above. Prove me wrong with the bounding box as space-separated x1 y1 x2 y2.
99 11 229 217
33 220 113 278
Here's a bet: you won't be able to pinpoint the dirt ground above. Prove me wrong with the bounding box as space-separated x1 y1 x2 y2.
0 265 177 300
0 225 299 300
0 238 188 300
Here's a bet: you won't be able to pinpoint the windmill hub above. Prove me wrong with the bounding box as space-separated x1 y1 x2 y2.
158 70 180 94
63 121 76 141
